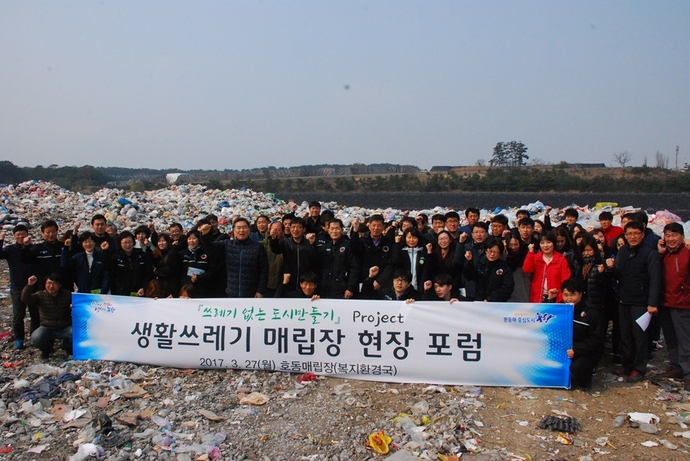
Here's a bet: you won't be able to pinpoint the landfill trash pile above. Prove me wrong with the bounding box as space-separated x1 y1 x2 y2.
2 181 690 459
2 324 690 460
1 180 688 237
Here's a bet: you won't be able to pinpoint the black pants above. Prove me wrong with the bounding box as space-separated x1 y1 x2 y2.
11 288 39 341
571 354 600 389
619 303 650 374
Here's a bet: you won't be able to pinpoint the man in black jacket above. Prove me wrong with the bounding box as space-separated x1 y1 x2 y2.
270 217 319 292
606 221 661 382
351 214 395 293
200 218 268 298
315 219 360 299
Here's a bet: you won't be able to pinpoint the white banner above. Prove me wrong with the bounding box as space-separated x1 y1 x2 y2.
72 294 573 388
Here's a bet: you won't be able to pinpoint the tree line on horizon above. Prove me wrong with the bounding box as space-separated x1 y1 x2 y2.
1 159 689 194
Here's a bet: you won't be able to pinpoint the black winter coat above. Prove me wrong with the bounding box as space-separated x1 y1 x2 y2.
463 255 514 302
211 237 269 298
315 236 360 298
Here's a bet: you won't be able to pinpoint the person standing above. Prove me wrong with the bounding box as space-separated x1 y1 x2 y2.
656 223 690 390
0 225 38 349
606 221 661 383
200 218 268 298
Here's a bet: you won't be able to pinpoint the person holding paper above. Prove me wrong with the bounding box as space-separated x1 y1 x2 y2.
177 229 216 298
605 221 661 383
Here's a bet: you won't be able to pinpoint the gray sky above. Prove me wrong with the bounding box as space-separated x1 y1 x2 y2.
1 1 688 170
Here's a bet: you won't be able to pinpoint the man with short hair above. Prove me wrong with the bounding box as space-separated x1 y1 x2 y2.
490 214 510 240
422 274 463 303
459 223 490 301
205 214 228 241
315 219 360 299
0 225 38 349
598 211 623 248
423 213 447 245
561 208 579 237
632 211 661 250
361 268 420 301
21 219 64 289
656 223 690 390
515 217 538 246
200 218 268 298
21 273 72 359
459 207 480 236
169 223 187 250
305 201 322 235
606 221 661 383
91 214 116 250
270 217 318 292
445 211 462 242
351 214 396 291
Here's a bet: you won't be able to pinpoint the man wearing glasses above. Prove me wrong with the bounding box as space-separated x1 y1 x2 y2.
606 221 661 383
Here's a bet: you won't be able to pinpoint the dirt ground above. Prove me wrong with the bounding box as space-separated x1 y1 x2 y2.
1 258 690 460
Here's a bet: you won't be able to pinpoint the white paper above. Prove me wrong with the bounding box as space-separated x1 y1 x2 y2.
636 312 653 331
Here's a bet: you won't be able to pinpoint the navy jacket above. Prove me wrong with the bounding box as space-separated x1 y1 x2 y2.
61 247 109 294
208 237 269 298
610 243 661 306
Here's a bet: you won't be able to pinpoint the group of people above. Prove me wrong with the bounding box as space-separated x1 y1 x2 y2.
1 202 689 392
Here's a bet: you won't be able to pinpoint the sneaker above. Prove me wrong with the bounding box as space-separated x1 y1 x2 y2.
626 370 645 383
660 367 683 379
14 340 24 350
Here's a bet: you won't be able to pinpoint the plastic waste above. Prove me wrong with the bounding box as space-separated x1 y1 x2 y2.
612 415 626 427
639 422 658 434
659 439 678 450
69 443 104 461
628 412 660 424
366 430 392 454
296 372 317 383
395 415 425 445
411 400 429 416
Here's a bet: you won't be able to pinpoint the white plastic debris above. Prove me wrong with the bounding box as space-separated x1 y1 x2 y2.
629 412 661 424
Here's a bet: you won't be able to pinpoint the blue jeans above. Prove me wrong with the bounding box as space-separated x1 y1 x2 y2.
31 326 72 353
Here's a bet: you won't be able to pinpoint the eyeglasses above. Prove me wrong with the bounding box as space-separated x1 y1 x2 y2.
486 250 501 255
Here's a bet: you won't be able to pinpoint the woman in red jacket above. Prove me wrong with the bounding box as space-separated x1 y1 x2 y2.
523 231 572 303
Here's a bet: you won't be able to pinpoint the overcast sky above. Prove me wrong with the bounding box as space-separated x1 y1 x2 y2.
1 1 688 171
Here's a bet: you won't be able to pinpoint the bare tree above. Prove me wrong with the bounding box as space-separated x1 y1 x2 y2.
530 158 547 166
475 159 486 167
655 150 669 169
612 151 633 167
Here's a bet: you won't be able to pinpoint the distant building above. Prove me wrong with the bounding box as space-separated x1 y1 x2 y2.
166 173 189 184
430 166 455 172
571 163 606 169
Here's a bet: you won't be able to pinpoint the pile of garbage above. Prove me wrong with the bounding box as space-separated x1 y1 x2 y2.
0 358 509 460
0 181 688 237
